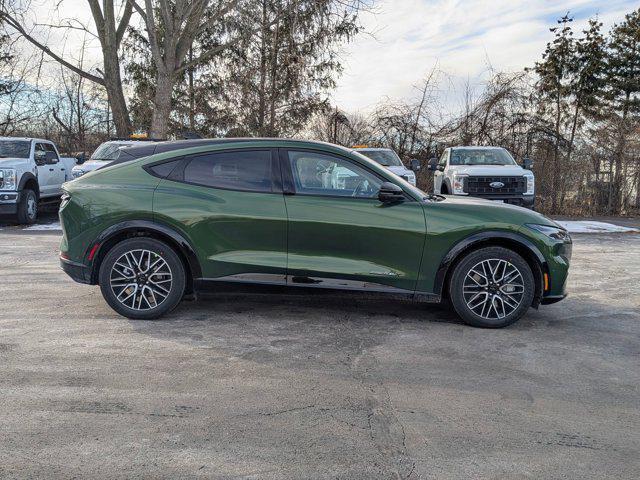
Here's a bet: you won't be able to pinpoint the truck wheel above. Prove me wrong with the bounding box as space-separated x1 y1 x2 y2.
99 238 186 320
449 246 534 328
16 189 38 224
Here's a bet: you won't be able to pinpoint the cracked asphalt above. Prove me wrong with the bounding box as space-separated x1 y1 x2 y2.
0 227 639 479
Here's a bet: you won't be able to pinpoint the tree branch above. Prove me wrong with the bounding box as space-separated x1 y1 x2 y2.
0 12 105 85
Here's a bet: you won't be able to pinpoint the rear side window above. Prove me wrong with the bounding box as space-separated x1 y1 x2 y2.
182 150 273 192
147 159 182 178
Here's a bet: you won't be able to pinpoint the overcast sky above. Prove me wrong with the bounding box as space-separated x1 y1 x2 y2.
332 0 638 112
25 0 639 113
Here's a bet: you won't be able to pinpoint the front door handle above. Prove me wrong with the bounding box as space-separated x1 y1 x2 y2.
49 168 54 171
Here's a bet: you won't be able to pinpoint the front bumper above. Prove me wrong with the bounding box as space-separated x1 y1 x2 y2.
60 257 91 284
0 191 19 214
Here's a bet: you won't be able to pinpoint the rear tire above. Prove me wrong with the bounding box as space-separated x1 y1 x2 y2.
449 246 534 328
99 238 186 320
16 189 37 224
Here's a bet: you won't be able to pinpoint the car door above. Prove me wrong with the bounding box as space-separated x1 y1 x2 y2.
281 148 427 293
152 148 288 282
43 143 66 194
433 149 448 193
34 142 56 197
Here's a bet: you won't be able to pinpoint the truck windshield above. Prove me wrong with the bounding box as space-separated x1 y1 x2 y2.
358 150 403 167
450 148 516 166
90 142 126 161
0 140 31 158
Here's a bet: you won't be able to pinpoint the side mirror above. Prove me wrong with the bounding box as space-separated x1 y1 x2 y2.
410 159 421 171
34 151 47 166
45 151 58 164
378 182 405 203
75 152 86 164
523 158 533 170
427 158 437 171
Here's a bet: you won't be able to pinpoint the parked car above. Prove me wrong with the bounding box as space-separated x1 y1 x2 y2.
0 137 78 224
428 146 535 209
353 147 420 185
59 139 571 328
72 138 244 177
72 139 161 178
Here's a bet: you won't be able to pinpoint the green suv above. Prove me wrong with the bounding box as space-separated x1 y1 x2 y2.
59 139 571 327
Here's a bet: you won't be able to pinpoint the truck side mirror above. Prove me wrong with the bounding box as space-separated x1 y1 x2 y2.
75 152 86 164
523 158 533 170
34 151 47 166
410 159 421 171
427 158 437 171
45 151 59 164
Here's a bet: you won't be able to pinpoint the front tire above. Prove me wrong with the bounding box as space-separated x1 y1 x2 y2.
449 246 534 328
16 189 37 224
99 238 186 320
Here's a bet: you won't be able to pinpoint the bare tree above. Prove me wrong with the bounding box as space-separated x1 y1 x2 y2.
1 0 133 136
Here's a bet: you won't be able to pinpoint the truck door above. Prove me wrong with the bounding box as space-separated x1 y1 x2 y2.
35 143 65 197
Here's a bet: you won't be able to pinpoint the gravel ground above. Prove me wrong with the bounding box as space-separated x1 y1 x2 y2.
0 229 639 479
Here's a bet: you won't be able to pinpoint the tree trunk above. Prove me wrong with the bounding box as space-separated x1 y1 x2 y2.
150 72 174 139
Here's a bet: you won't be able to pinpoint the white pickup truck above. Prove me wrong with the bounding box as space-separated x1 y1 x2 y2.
0 137 78 224
428 146 535 209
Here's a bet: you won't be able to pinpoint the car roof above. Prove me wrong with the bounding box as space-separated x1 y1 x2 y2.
353 147 393 152
0 137 50 143
116 138 354 162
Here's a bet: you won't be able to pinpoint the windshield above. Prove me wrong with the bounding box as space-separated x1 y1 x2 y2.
450 148 516 166
0 140 31 158
358 150 403 167
90 142 127 161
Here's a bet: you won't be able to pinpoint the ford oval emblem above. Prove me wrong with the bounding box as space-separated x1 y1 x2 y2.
490 181 505 188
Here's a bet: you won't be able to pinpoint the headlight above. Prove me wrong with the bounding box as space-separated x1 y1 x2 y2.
524 173 534 195
453 174 467 195
526 223 570 241
72 169 85 178
0 168 17 190
406 172 416 185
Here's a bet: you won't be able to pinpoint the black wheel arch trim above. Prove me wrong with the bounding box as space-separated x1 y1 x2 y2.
88 219 202 283
433 230 547 302
18 172 39 199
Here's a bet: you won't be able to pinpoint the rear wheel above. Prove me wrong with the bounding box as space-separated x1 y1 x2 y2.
99 238 186 319
16 189 37 224
449 246 534 328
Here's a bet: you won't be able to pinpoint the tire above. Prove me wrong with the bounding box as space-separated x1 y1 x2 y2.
99 238 186 320
448 246 534 328
16 189 37 224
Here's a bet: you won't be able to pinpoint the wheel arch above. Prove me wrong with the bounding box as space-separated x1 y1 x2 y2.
434 231 546 308
19 173 39 200
88 220 202 294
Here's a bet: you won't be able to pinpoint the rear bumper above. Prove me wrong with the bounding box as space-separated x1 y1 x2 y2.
60 257 91 284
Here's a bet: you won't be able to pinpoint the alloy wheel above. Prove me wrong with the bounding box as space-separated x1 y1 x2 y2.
463 258 525 320
109 249 173 311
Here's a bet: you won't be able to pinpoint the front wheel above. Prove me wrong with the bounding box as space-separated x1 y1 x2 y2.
16 189 37 224
99 238 186 320
449 246 535 328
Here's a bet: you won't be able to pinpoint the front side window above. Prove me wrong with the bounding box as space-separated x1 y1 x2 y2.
439 150 448 167
183 150 273 192
288 151 382 198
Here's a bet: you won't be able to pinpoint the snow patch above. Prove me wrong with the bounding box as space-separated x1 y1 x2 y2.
23 222 62 231
556 220 639 234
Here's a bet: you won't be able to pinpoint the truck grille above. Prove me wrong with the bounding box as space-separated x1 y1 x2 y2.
465 176 526 195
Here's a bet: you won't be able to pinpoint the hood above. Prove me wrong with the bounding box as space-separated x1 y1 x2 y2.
0 157 29 169
437 194 557 227
451 165 527 176
385 165 411 175
74 159 111 171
